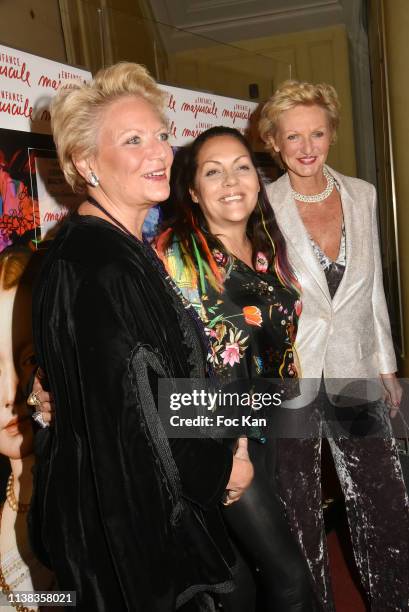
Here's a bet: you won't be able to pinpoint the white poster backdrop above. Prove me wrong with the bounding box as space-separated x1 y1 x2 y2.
0 43 258 241
163 84 258 147
0 44 90 134
34 155 82 239
0 44 91 245
0 43 258 139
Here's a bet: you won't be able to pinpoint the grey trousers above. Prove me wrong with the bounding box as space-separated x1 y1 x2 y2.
273 394 409 611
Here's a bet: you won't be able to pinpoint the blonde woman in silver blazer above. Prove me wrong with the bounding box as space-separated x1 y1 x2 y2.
259 81 409 612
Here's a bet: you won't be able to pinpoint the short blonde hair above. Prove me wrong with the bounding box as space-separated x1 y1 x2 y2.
51 62 167 192
259 80 340 158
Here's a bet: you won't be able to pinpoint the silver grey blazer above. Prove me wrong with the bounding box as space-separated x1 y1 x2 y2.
266 166 396 400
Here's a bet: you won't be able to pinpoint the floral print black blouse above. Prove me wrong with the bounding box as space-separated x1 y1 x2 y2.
200 248 301 386
165 243 301 440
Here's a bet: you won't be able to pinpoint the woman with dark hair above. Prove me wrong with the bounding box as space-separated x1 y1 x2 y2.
156 126 314 612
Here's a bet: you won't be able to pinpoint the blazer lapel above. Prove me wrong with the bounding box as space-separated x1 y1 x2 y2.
268 173 332 305
329 168 361 309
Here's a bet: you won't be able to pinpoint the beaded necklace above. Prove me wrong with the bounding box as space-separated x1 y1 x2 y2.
291 166 335 203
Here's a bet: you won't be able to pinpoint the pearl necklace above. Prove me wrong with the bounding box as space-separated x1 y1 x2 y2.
6 475 30 514
291 166 335 203
0 505 36 612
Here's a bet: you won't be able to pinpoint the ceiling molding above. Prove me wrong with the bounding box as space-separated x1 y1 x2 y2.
149 0 344 52
174 3 342 34
186 0 255 13
181 1 340 28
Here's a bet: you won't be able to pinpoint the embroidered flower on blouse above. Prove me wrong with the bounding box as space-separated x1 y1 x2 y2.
255 252 268 273
287 362 297 377
242 305 263 327
215 322 227 341
287 321 297 345
218 328 249 367
207 336 223 366
212 249 228 266
295 300 302 317
221 342 241 367
253 355 264 375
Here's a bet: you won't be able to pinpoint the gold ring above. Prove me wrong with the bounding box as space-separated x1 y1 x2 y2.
27 391 42 408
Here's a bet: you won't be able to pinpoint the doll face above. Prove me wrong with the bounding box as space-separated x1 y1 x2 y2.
0 284 34 460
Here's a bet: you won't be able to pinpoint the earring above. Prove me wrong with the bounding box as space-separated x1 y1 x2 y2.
88 171 99 187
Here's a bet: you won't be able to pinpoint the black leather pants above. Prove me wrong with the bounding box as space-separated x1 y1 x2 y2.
219 439 315 612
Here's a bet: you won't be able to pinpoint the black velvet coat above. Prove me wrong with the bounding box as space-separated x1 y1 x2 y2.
29 214 235 611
